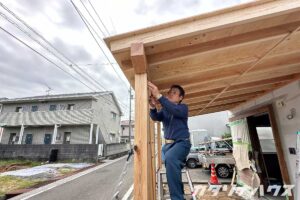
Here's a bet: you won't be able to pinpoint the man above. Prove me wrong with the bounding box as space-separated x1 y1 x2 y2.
148 81 191 200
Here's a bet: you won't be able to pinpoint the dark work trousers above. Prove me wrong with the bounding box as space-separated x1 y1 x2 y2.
162 140 191 200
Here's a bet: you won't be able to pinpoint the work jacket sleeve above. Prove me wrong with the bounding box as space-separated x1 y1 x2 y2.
158 96 188 118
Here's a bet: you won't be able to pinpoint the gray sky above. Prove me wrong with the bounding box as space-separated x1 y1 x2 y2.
0 0 252 119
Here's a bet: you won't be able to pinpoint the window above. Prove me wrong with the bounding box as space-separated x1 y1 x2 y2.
31 105 38 112
44 134 52 144
15 107 23 112
8 133 17 144
256 127 276 153
56 132 61 140
111 112 117 120
63 132 71 144
110 133 116 142
25 134 33 144
49 105 57 111
67 104 75 110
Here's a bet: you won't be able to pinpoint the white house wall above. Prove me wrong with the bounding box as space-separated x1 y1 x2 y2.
229 80 300 184
1 125 90 144
1 99 93 113
91 94 121 144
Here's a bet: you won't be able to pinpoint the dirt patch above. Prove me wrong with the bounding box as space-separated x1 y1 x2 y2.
0 160 41 173
0 164 29 173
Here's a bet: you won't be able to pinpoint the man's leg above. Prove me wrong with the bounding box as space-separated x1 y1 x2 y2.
164 141 191 200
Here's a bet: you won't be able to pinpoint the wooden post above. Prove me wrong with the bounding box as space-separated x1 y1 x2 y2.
150 120 156 198
157 122 162 170
131 42 154 200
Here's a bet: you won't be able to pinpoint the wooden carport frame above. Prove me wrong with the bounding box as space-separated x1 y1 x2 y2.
104 1 300 199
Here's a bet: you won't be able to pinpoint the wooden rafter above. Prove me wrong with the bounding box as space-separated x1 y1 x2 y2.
197 26 300 115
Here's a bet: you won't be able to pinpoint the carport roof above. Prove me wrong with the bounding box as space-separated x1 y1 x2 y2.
104 0 300 116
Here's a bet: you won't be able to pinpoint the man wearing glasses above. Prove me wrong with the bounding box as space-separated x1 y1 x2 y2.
148 81 191 200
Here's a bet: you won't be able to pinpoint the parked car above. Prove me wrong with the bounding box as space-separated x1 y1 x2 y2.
186 145 206 168
200 154 235 178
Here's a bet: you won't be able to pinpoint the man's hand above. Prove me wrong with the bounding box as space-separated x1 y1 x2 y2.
149 96 157 109
148 81 161 99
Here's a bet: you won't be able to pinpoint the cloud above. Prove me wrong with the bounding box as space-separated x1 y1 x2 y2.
57 1 85 30
0 30 90 98
51 38 92 63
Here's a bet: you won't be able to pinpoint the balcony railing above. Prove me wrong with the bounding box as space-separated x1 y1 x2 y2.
0 109 93 126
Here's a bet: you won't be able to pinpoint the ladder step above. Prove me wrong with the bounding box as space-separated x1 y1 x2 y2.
158 168 197 200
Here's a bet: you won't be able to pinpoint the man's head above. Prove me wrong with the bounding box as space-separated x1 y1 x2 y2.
167 85 185 104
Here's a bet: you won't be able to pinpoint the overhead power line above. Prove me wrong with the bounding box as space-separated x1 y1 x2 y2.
0 2 108 92
86 0 110 36
79 0 107 37
0 2 129 111
0 11 104 92
0 26 97 92
70 0 129 88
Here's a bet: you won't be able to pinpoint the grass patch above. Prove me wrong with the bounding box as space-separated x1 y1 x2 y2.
0 176 41 197
57 168 76 175
0 160 41 168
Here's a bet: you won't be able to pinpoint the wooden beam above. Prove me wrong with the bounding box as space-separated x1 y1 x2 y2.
221 83 282 98
131 43 148 74
154 59 300 91
143 13 300 56
189 103 236 117
147 23 299 66
227 75 294 91
190 101 242 112
184 94 216 104
231 74 300 113
185 88 223 99
185 78 290 102
198 25 300 115
105 0 300 53
184 76 292 100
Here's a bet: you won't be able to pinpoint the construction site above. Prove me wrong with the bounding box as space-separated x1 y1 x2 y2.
0 0 300 200
104 0 300 199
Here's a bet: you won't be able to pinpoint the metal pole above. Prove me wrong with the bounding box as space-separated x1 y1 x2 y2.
128 87 132 148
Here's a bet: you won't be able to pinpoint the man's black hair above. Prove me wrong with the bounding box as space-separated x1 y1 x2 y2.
170 84 185 99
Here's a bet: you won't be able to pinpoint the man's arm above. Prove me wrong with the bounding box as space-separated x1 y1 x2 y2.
150 108 164 121
158 96 188 118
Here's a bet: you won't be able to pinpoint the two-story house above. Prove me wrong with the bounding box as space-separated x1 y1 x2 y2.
0 92 122 145
0 92 126 161
120 120 134 144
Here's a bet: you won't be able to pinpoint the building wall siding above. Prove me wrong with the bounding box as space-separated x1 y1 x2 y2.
1 125 90 144
92 94 121 143
1 99 93 113
0 109 93 126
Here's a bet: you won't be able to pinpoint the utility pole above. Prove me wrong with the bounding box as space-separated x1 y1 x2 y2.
128 87 132 148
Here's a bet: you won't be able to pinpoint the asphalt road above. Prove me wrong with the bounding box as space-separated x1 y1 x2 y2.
18 156 134 200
